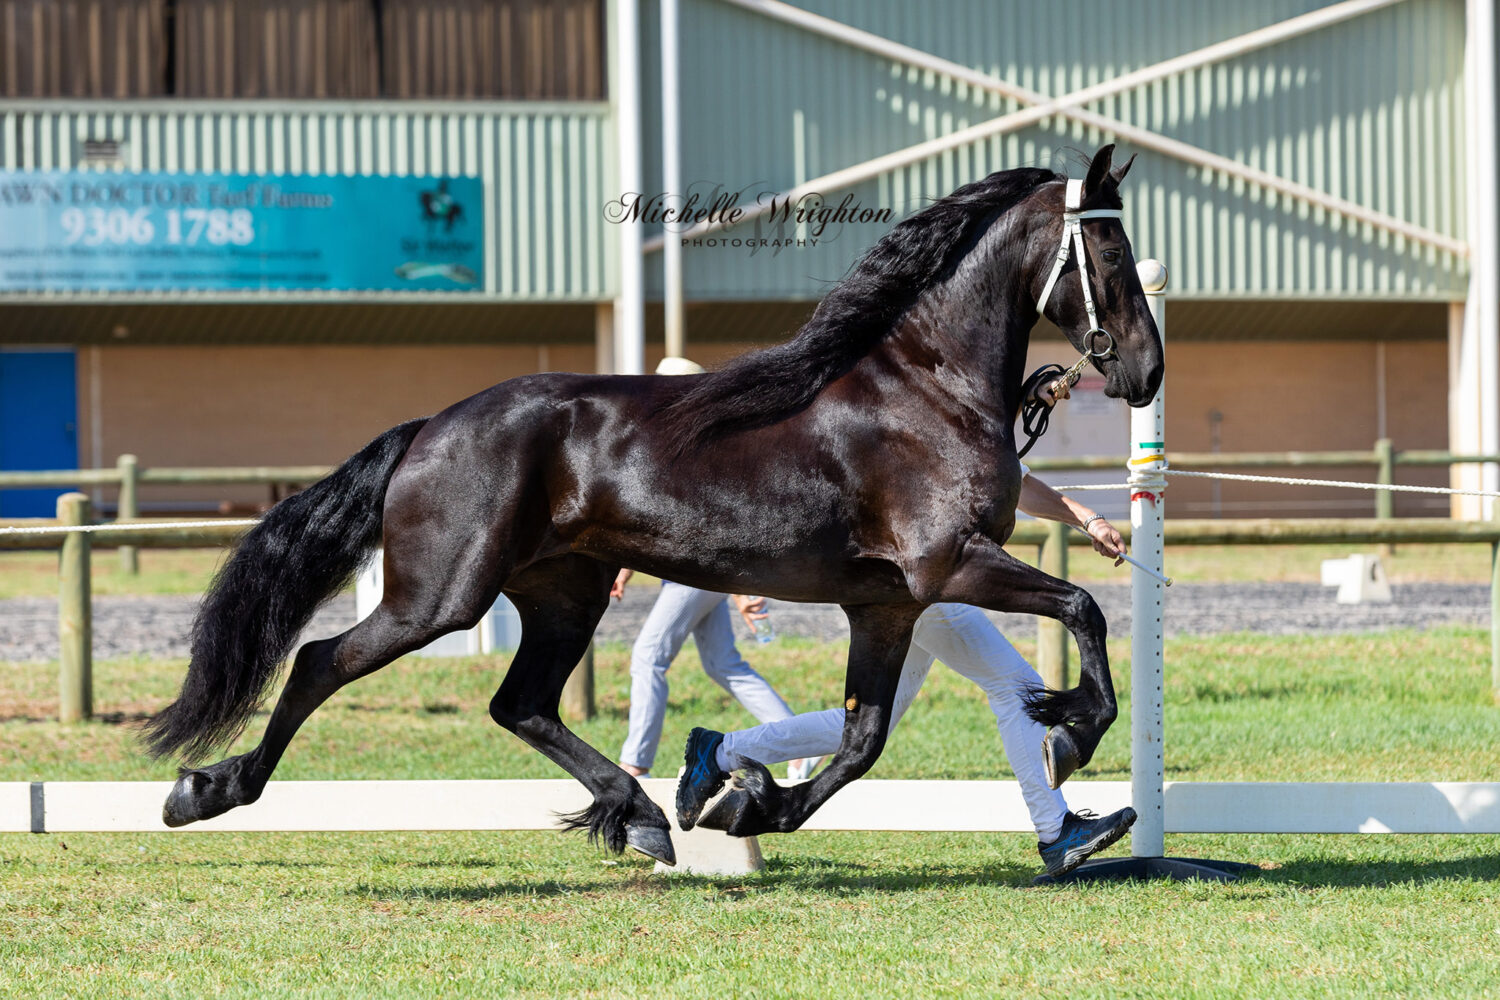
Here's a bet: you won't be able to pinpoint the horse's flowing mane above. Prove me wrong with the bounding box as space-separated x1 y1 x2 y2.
660 166 1061 449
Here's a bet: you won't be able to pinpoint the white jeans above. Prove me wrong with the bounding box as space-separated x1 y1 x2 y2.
718 603 1068 841
619 581 794 771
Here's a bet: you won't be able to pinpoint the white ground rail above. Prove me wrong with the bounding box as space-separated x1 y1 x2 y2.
5 780 1497 837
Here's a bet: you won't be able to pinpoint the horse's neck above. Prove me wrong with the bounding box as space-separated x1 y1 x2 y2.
879 276 1036 429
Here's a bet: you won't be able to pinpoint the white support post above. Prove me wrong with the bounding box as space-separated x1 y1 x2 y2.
1129 260 1170 860
1466 0 1499 516
660 0 686 360
1449 302 1483 518
612 0 646 375
1047 260 1252 881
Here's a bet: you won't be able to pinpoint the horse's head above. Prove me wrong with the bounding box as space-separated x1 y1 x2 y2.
1030 145 1163 407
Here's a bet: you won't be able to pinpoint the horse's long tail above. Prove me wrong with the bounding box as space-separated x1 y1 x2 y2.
142 418 429 763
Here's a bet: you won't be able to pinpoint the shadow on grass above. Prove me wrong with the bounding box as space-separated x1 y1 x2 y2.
346 850 1500 901
351 856 1038 902
1254 852 1500 888
0 708 155 724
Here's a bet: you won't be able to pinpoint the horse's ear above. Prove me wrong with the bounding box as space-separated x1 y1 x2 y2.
1109 153 1137 187
1083 144 1116 197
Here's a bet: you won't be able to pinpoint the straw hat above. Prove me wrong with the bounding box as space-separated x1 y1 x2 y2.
655 356 705 376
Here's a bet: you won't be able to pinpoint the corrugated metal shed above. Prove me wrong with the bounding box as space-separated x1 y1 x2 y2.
640 0 1469 301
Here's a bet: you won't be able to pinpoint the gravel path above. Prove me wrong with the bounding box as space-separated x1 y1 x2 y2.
0 582 1489 663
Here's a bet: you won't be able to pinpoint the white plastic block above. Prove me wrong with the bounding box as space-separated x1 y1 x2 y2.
1335 553 1392 605
1320 556 1352 587
645 777 764 876
356 550 522 656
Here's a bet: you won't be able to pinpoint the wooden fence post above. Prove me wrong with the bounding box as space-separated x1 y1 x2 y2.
58 492 93 723
562 642 596 722
1375 439 1394 556
117 454 139 575
1037 520 1070 689
1374 438 1395 519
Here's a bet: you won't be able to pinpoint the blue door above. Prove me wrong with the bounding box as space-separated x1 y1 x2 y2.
0 350 79 517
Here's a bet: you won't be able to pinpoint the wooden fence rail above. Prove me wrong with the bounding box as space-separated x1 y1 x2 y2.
4 438 1499 493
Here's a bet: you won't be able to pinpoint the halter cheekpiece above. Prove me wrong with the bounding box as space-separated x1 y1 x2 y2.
1017 178 1125 458
1035 178 1123 344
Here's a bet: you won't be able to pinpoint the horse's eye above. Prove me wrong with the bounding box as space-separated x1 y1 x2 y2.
1101 248 1122 265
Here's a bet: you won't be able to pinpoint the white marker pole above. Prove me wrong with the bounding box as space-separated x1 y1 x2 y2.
1129 259 1169 859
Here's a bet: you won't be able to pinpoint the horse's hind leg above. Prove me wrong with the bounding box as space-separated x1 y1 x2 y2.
161 603 457 826
488 556 675 865
162 444 517 827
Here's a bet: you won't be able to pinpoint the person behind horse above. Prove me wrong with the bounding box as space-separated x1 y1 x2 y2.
677 469 1137 878
616 356 805 779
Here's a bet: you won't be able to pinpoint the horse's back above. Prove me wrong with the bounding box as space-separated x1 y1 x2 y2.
378 371 677 562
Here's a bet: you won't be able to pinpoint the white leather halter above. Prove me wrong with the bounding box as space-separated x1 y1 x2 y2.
1035 178 1123 358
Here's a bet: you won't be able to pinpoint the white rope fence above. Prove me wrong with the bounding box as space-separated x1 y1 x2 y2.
1051 468 1500 498
1166 468 1500 497
0 519 259 536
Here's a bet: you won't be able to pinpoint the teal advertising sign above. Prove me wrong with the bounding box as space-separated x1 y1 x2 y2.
0 172 485 293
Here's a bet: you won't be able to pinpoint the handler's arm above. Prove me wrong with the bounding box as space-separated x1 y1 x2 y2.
1017 474 1125 565
609 568 634 600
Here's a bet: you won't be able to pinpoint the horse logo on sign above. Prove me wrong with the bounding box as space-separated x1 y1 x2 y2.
419 179 466 233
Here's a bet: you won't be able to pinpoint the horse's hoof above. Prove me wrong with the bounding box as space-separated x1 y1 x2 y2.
697 789 748 833
625 824 676 866
161 770 214 828
1043 726 1083 789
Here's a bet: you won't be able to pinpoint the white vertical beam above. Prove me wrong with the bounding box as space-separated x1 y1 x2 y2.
1466 0 1499 516
595 302 616 375
661 0 686 359
1129 260 1169 859
1451 302 1483 518
612 0 646 375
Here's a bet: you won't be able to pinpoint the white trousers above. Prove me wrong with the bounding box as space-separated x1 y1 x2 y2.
619 581 794 771
718 603 1068 841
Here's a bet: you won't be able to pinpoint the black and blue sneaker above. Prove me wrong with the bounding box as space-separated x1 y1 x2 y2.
676 727 728 831
1038 807 1137 877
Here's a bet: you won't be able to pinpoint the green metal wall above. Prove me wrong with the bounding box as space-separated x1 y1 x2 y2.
640 0 1469 302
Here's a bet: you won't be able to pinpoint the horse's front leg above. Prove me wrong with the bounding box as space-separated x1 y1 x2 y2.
929 534 1116 788
699 602 923 837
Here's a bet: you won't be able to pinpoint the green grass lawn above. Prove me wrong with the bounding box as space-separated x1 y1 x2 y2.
2 632 1500 997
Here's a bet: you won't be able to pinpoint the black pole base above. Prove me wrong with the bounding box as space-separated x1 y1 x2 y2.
1033 856 1260 886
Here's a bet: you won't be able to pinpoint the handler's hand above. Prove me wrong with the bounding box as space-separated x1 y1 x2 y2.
732 594 769 633
610 568 634 601
1086 518 1125 567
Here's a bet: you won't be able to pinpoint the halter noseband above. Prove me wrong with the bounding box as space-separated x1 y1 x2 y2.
1035 177 1123 357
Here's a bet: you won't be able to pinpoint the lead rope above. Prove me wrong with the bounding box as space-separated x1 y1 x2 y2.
1018 354 1095 458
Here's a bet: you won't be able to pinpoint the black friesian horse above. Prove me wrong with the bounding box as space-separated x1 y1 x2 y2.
144 145 1162 866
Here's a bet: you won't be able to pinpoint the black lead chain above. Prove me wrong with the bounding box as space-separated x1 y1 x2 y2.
1017 363 1072 459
